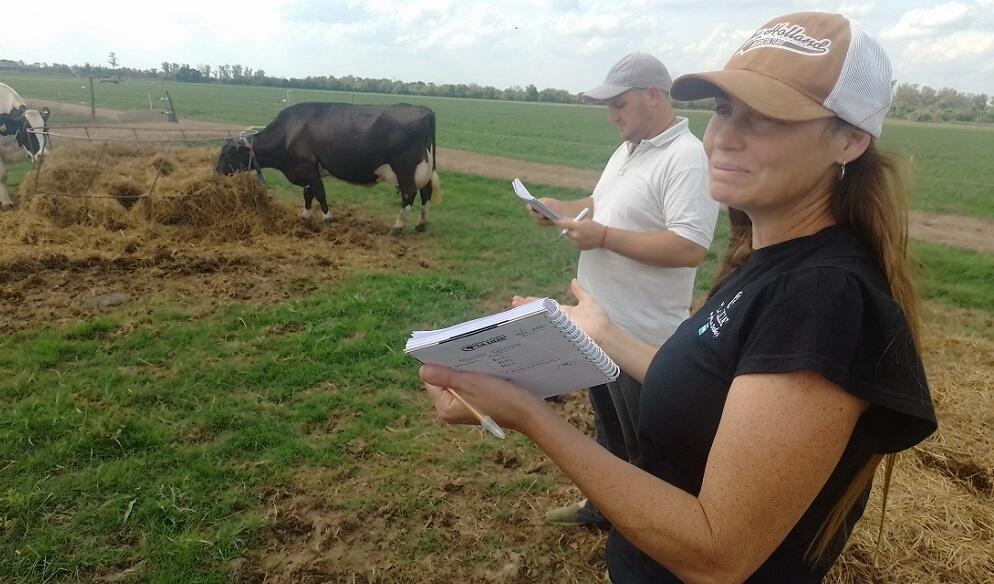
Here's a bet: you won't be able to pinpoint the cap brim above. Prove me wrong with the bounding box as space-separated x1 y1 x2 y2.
671 70 834 122
581 84 632 102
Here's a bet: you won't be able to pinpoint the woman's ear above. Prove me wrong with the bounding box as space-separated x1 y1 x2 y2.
839 127 871 164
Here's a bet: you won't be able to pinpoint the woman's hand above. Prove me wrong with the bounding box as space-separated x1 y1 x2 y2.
421 364 549 434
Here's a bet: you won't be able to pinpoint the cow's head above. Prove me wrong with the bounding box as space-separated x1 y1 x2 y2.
215 139 253 175
0 105 27 136
1 105 50 162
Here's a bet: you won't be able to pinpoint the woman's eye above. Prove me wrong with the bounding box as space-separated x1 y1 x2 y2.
714 103 732 116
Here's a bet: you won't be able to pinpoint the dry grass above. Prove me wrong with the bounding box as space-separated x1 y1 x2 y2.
0 143 426 334
15 143 294 240
826 309 994 584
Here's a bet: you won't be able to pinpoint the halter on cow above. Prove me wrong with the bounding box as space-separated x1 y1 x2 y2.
1 81 51 209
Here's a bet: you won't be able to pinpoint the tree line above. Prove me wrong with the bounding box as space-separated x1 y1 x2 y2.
2 59 992 122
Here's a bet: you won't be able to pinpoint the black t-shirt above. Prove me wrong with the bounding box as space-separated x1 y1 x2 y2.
606 226 937 583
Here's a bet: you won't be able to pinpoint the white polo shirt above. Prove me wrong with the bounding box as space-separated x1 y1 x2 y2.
577 117 719 348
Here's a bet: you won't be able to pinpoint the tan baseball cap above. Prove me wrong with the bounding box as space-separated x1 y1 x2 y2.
582 52 673 102
670 12 893 137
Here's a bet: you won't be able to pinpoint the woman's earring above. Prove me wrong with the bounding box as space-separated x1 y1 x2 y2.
839 161 847 181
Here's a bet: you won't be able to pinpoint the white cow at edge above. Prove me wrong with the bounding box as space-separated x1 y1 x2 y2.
0 81 50 209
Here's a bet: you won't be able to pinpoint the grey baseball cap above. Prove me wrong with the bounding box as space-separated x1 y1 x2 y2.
582 52 673 102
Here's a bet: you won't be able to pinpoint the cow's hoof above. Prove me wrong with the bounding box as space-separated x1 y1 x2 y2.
414 223 427 233
0 204 14 213
389 227 403 236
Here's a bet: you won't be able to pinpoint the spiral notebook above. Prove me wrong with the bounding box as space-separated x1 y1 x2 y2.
405 298 619 398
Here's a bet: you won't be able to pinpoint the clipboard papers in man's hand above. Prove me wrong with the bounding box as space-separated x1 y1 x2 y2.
406 298 619 398
513 178 561 221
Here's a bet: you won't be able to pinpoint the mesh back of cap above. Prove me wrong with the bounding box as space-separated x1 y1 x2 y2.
823 20 892 137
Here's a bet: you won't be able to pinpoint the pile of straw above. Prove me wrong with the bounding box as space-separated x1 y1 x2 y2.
14 143 297 241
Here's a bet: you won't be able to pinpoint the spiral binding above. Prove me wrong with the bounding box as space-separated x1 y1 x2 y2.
543 299 620 380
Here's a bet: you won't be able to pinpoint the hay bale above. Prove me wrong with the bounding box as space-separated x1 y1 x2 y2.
14 143 297 240
153 172 294 239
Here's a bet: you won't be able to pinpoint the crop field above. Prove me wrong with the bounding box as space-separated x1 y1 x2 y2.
6 72 994 218
1 74 992 583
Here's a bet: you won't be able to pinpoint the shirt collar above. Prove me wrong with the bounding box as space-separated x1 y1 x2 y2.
627 117 690 152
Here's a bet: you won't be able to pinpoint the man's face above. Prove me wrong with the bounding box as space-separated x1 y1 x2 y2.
606 89 653 142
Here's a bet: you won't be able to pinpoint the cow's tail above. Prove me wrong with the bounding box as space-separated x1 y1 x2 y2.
430 170 442 204
429 109 437 172
428 109 441 203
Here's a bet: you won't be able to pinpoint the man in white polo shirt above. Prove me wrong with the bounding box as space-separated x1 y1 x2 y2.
528 52 719 526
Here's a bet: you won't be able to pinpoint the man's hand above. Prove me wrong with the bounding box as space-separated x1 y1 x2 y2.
557 218 607 250
526 197 566 226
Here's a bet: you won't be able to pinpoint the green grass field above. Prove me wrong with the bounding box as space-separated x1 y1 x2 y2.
5 72 993 218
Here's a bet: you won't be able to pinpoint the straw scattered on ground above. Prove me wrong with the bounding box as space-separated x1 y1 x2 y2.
0 144 433 333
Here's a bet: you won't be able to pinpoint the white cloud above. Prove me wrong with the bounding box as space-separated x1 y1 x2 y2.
904 30 994 62
682 24 753 70
881 1 972 40
839 2 876 18
1 0 992 96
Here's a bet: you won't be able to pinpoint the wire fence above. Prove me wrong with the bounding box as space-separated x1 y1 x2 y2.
20 126 256 202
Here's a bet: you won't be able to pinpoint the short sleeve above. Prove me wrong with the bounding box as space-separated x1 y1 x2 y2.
660 166 719 250
736 268 863 387
736 267 937 453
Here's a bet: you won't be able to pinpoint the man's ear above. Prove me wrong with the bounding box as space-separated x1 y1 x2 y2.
646 86 665 105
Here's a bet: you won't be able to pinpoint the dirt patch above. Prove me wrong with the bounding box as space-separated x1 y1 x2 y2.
437 147 601 192
0 145 431 333
908 210 994 254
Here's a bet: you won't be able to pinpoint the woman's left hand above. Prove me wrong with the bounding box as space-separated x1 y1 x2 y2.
421 364 548 434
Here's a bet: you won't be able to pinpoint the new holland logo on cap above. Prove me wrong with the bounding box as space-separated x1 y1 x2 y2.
671 11 893 138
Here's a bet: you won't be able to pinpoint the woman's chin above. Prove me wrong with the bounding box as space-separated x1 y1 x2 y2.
708 187 742 208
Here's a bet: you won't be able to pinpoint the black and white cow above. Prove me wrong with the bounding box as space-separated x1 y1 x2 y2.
0 81 50 209
216 102 440 232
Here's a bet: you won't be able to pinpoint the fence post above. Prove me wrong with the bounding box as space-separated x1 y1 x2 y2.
165 92 179 123
89 77 96 120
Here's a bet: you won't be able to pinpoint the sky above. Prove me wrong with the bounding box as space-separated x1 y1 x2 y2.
3 0 993 96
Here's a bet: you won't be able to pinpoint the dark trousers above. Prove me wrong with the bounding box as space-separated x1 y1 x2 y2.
589 370 643 467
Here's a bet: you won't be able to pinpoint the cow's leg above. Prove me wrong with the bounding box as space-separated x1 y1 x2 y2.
309 178 332 223
0 158 13 210
286 164 325 221
301 185 315 220
416 182 432 233
391 187 418 235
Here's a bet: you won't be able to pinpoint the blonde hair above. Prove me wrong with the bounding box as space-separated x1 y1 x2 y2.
709 130 920 563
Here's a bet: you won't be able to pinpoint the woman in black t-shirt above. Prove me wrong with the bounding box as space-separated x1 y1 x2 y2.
422 11 937 583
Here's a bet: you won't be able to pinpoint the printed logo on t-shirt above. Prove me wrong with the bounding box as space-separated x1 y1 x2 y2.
699 291 743 338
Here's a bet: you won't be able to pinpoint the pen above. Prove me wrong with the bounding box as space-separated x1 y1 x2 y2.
444 387 506 439
560 207 590 238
